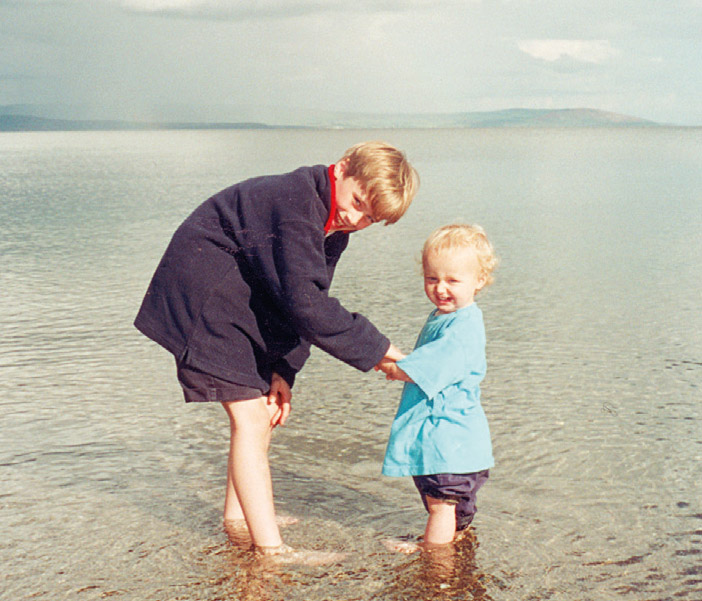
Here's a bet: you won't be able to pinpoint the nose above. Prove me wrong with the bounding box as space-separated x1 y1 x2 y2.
349 209 373 230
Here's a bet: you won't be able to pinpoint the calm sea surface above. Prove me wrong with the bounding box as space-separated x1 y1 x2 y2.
1 128 700 601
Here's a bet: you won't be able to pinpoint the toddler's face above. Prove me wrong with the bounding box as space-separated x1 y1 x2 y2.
423 247 486 314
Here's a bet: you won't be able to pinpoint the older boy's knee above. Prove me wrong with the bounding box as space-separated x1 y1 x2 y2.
223 397 271 434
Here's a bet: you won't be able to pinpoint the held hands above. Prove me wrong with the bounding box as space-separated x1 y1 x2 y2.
374 343 413 383
378 360 413 382
267 372 292 427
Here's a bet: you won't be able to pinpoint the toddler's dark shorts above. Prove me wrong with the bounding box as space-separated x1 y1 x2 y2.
412 470 489 531
175 360 264 403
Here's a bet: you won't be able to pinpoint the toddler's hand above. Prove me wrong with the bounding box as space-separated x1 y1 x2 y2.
375 359 412 383
374 357 394 373
383 363 413 383
374 343 411 382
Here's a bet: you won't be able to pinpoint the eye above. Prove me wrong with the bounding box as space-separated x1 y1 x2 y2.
355 197 376 223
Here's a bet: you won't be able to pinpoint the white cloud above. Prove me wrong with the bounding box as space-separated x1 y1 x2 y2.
119 0 204 9
117 0 241 14
518 40 619 64
115 0 452 17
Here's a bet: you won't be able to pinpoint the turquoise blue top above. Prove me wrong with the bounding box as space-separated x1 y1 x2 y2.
382 303 494 477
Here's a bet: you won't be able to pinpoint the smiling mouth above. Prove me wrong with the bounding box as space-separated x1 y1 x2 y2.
336 216 352 230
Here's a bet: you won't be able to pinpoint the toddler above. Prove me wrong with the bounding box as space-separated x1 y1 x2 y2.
381 224 498 552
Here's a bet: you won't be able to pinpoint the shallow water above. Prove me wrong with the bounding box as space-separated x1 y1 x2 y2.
1 128 700 600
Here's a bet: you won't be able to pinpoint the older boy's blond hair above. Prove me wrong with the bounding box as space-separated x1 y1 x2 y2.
422 224 499 288
340 141 419 225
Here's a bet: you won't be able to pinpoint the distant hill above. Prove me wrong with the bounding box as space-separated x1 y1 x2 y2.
0 107 662 131
449 108 658 128
318 108 660 128
0 114 275 132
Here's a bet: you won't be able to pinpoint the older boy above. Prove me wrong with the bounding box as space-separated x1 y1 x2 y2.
135 141 418 558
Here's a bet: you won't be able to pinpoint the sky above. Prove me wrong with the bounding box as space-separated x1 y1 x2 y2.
1 0 701 125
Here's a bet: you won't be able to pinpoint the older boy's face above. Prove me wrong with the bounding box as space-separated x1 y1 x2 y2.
328 160 376 233
423 247 486 314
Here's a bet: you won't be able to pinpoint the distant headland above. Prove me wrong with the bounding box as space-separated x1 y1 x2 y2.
0 106 674 132
0 114 276 132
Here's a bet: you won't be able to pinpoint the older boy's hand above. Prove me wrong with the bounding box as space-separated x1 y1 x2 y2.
268 373 292 427
382 342 406 362
375 358 413 383
374 343 405 371
374 343 410 381
383 362 413 383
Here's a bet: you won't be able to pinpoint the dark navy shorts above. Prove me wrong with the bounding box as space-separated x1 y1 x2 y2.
175 361 265 403
412 470 489 531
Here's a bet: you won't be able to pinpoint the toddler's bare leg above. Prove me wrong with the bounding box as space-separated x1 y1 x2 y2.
222 398 282 548
424 496 457 545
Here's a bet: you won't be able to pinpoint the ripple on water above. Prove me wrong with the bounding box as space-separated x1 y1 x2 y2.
2 128 701 601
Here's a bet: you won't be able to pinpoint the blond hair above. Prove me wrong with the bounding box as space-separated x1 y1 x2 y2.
339 141 419 225
422 224 499 288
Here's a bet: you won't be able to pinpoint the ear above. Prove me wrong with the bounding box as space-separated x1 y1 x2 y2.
476 272 488 292
334 158 349 180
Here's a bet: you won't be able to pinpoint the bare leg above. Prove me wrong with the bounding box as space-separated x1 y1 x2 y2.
223 404 300 525
223 457 246 520
384 497 458 554
423 496 457 545
222 397 282 548
221 398 345 565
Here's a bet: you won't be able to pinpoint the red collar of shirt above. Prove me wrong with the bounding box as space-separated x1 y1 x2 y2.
324 164 337 234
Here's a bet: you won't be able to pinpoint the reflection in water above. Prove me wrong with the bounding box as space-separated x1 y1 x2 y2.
374 531 494 601
203 541 292 601
214 524 495 601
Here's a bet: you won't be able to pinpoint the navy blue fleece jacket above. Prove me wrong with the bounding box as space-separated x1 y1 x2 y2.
134 164 390 391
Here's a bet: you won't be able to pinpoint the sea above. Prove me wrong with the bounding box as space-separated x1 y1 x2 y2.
1 127 700 601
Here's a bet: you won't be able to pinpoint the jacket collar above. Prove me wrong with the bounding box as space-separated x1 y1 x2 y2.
323 164 337 234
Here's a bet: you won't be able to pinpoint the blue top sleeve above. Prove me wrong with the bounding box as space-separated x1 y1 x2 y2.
396 308 485 399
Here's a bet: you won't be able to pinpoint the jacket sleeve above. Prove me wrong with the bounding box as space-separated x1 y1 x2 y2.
268 218 390 372
273 340 312 388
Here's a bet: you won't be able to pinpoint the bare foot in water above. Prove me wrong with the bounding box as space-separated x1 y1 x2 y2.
383 538 421 554
275 515 299 527
223 515 300 547
256 544 346 566
224 515 299 529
